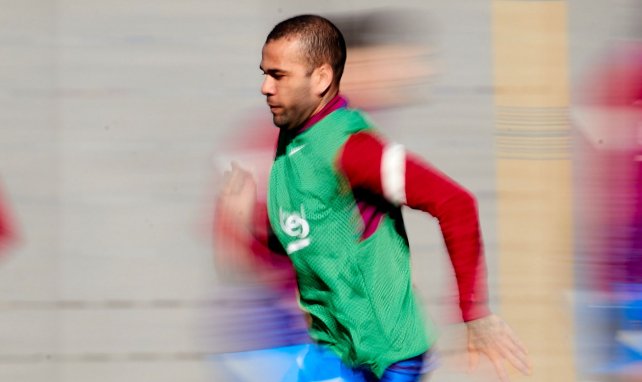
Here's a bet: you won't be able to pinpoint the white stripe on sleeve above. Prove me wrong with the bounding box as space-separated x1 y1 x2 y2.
381 142 407 205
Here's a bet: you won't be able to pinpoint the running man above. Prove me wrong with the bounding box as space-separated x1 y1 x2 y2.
221 14 532 382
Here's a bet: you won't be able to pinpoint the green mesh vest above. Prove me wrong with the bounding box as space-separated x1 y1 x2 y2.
267 108 433 377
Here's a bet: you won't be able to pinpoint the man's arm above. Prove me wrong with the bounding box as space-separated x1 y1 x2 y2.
339 131 531 380
339 131 488 320
214 163 289 283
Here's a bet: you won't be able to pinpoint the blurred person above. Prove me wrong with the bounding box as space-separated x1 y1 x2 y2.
219 14 532 382
210 9 435 381
573 36 642 380
0 181 17 258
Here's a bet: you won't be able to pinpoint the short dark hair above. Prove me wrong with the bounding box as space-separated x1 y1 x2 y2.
266 15 347 86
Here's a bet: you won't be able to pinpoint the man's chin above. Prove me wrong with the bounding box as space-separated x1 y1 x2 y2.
272 116 289 129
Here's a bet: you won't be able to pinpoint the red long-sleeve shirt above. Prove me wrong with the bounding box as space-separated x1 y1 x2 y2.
339 131 489 321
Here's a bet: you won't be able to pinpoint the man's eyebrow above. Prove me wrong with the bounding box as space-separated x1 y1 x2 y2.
259 66 286 75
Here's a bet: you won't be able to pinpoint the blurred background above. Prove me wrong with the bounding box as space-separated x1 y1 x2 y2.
1 0 641 381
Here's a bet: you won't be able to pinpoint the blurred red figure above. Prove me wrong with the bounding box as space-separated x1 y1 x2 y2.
573 39 642 379
0 182 17 258
575 41 642 293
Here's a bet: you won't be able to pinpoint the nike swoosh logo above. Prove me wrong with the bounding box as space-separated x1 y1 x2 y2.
289 145 306 156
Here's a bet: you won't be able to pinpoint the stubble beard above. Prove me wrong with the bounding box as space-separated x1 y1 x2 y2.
272 109 301 130
271 102 313 130
272 113 289 129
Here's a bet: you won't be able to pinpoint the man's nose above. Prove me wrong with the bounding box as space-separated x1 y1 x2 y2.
261 76 274 96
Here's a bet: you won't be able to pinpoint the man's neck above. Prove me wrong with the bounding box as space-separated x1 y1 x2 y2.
311 90 339 116
298 92 347 133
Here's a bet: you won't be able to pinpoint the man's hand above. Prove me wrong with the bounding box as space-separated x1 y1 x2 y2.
213 162 259 280
466 314 532 381
218 162 257 229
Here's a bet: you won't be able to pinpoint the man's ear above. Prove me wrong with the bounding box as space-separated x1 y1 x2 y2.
312 63 333 96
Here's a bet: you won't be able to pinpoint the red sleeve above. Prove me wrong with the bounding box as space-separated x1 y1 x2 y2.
250 202 287 257
339 131 490 322
213 198 288 274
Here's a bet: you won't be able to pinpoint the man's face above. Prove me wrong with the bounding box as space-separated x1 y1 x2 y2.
260 37 319 130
